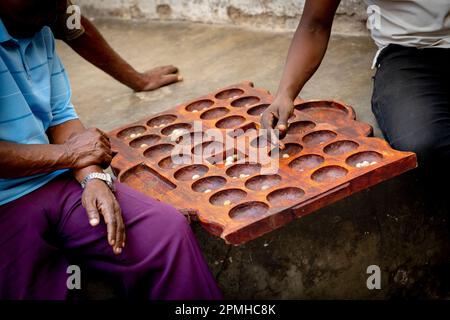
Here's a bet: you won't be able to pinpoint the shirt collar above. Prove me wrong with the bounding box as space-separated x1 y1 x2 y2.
0 18 14 43
0 18 37 50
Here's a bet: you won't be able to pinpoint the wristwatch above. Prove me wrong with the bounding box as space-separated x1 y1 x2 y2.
80 172 115 192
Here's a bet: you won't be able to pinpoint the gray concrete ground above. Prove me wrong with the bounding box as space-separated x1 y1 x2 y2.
59 19 450 299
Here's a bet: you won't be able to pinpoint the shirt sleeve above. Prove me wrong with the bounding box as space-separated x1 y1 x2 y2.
47 31 79 127
50 0 85 41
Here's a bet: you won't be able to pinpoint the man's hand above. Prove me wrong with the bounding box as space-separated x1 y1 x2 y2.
261 96 295 140
64 128 112 169
135 65 182 92
65 16 183 93
82 179 125 255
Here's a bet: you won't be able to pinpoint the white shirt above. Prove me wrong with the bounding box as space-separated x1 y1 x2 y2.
363 0 450 66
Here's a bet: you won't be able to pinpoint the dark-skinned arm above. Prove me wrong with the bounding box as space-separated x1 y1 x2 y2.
0 121 110 179
0 119 124 254
47 119 125 255
0 142 70 179
261 0 341 137
46 119 108 182
65 16 182 92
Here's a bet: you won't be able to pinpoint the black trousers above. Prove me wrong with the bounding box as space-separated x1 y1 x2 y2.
372 45 450 173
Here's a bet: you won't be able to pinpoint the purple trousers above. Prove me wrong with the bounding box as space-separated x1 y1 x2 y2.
0 174 222 300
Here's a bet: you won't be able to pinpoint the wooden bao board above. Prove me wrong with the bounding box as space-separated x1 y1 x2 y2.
108 82 417 245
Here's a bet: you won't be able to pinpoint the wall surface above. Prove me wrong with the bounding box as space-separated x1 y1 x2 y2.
76 0 368 34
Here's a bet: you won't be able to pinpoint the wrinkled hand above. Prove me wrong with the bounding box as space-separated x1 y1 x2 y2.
261 96 295 141
136 65 182 92
64 128 112 169
82 179 125 255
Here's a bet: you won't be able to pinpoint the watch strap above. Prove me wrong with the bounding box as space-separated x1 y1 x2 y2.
81 172 115 191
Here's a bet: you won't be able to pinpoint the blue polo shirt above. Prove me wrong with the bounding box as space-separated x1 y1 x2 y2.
0 18 78 205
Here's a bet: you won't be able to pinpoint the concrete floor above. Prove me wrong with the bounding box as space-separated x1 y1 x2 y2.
59 20 450 299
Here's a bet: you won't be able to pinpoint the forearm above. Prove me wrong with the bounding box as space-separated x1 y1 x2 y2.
0 142 70 179
276 0 340 101
48 119 104 183
66 16 144 91
276 26 331 100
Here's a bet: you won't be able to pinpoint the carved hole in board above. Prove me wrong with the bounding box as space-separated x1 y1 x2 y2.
174 164 209 181
158 154 192 169
346 151 383 168
289 154 325 172
143 143 174 161
269 143 303 159
287 121 316 135
231 96 261 108
226 163 262 178
209 189 247 206
303 130 337 146
200 107 230 120
295 101 350 120
185 99 214 112
129 134 161 148
311 165 348 183
229 202 269 221
147 114 177 128
161 123 192 136
247 104 270 116
267 187 305 206
192 141 225 157
216 116 246 129
117 126 146 139
250 135 271 148
245 174 282 191
228 122 258 138
192 176 227 193
324 140 359 156
206 148 246 166
215 88 244 100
